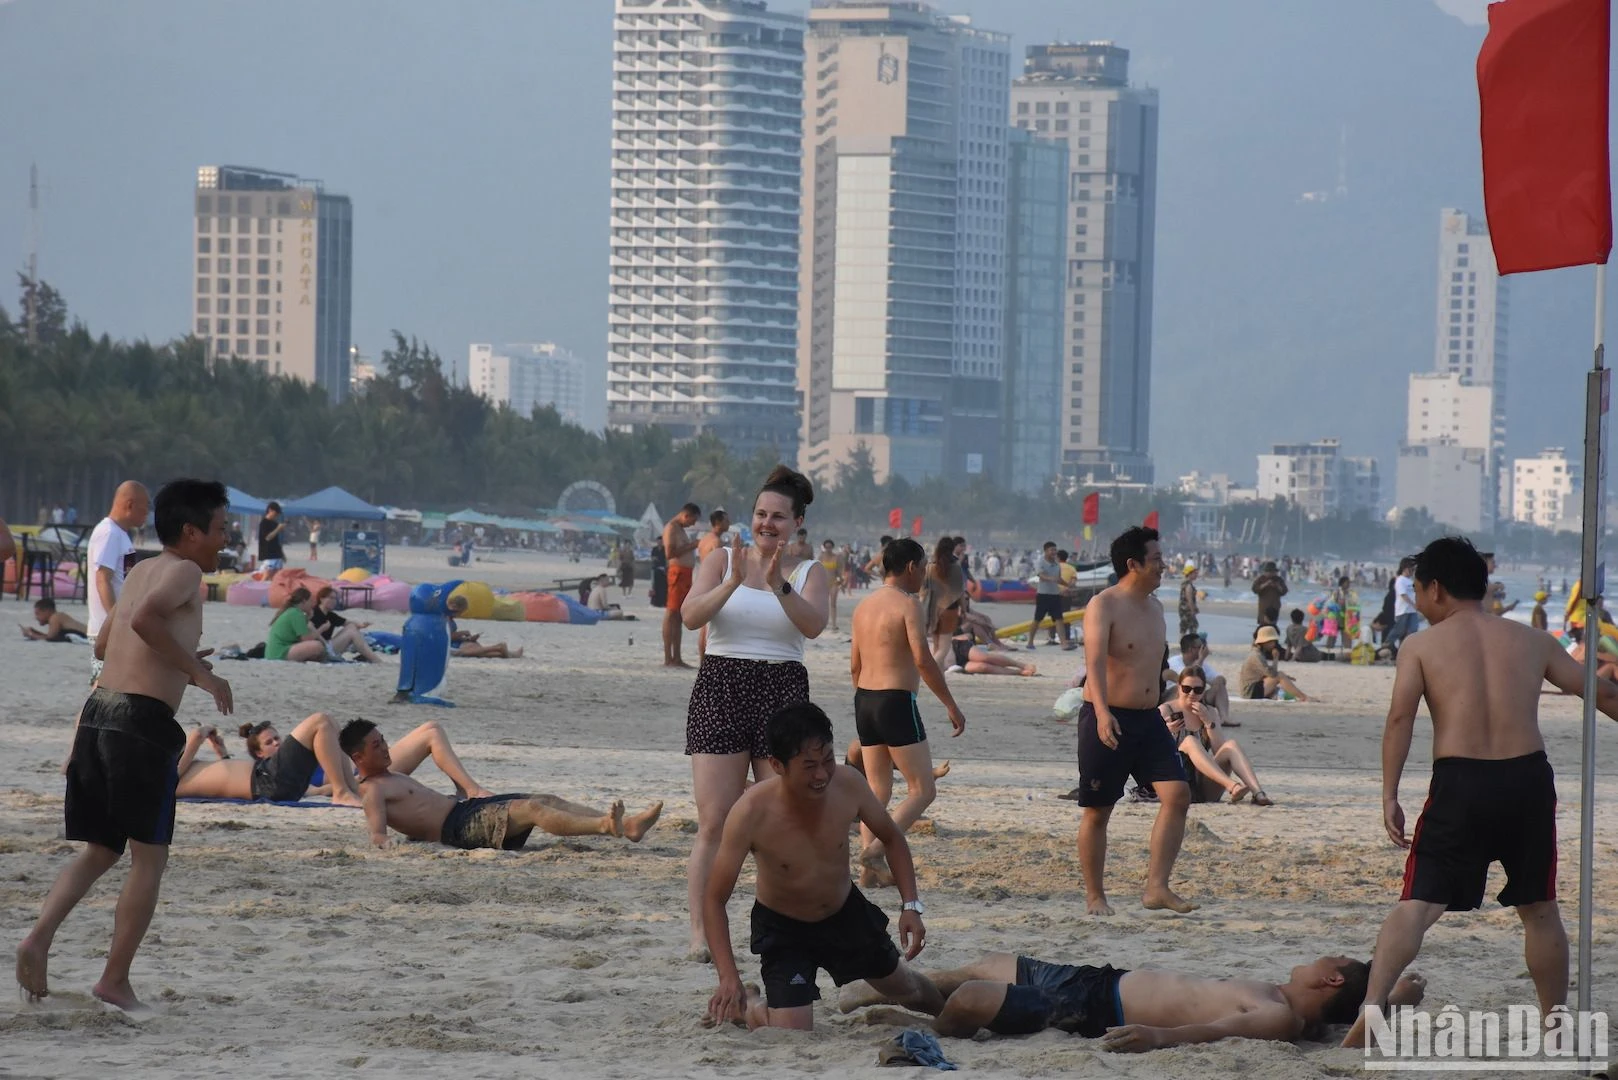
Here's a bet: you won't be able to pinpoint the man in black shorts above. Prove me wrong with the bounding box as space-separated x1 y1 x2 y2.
849 538 966 888
1076 527 1196 915
838 948 1429 1049
16 479 232 1012
1345 537 1618 1047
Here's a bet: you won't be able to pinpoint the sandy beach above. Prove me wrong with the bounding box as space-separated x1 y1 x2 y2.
3 548 1617 1079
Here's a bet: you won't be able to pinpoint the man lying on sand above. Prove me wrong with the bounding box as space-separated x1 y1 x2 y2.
340 719 661 850
176 717 490 804
838 950 1427 1049
20 598 88 642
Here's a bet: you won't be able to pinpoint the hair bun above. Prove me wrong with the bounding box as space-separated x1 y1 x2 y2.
761 464 814 509
237 723 254 738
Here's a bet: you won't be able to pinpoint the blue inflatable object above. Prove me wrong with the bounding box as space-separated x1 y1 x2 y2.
557 594 605 625
397 580 461 707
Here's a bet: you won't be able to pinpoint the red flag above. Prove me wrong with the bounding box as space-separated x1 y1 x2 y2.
1478 0 1612 274
1143 510 1159 531
910 516 924 538
1081 492 1100 526
887 507 903 530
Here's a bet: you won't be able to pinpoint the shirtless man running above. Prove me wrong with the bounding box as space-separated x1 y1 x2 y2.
696 509 730 660
16 478 232 1012
1344 536 1618 1047
662 503 701 668
839 949 1427 1048
1077 526 1195 915
704 702 942 1030
341 719 663 850
849 537 965 889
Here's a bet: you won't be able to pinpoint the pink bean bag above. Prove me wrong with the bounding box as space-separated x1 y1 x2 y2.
367 576 414 613
227 579 273 607
268 568 330 609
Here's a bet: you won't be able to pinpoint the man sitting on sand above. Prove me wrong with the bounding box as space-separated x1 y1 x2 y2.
21 598 88 642
703 702 941 1031
837 950 1427 1049
341 719 662 850
446 595 524 658
587 574 629 620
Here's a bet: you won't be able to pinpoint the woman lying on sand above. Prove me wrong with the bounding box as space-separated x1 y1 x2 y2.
175 715 490 806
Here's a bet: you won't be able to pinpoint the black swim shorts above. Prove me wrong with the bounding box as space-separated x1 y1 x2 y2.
64 688 186 854
1402 751 1558 910
251 734 319 802
1074 702 1186 808
988 957 1128 1038
750 886 901 1009
855 689 927 748
440 793 534 850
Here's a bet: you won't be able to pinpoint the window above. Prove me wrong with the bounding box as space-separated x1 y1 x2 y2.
197 196 212 213
217 278 229 294
1079 101 1091 112
1078 137 1090 148
1071 345 1084 357
216 299 229 313
1016 101 1028 114
257 279 270 295
218 217 230 233
257 299 270 315
216 339 229 355
1055 100 1069 114
236 319 249 335
218 238 231 253
237 217 250 232
1055 119 1068 131
1035 119 1048 130
1078 155 1089 166
256 319 269 335
236 298 249 314
258 259 270 274
237 339 249 354
1079 119 1091 131
196 318 209 334
1035 101 1049 114
197 257 210 273
197 238 211 254
256 339 270 356
235 196 251 213
258 239 270 254
198 217 212 233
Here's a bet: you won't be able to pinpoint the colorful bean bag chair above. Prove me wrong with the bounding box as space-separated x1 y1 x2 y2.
269 567 331 609
226 579 273 607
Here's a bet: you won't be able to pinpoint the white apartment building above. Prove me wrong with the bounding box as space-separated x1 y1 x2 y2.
467 343 604 431
1434 207 1508 510
1255 439 1379 520
1512 448 1579 530
1396 441 1491 533
1406 371 1493 446
608 0 805 457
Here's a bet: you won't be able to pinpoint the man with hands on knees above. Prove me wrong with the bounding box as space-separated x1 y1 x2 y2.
702 702 942 1031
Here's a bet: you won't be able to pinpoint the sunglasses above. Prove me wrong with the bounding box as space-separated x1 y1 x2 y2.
1180 684 1206 694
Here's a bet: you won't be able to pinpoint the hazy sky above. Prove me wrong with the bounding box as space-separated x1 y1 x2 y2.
0 0 1605 486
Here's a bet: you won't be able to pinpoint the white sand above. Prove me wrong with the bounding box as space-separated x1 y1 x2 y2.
3 553 1617 1078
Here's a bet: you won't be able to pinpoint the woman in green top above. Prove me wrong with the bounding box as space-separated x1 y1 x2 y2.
266 587 328 662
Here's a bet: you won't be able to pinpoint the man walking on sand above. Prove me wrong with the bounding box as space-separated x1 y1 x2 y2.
16 479 233 1013
1076 526 1196 916
849 538 966 889
662 502 701 668
86 480 150 683
1344 536 1618 1047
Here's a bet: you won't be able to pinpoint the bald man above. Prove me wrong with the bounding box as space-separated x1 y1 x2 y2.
87 482 150 683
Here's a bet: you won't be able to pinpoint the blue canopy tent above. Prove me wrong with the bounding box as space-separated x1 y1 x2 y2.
280 486 387 521
226 486 268 516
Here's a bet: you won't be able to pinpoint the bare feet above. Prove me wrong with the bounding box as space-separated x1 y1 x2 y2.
1086 894 1116 917
859 851 896 889
623 801 663 842
1020 665 1039 676
1142 887 1199 913
837 980 887 1014
509 646 524 659
91 977 150 1015
663 660 693 669
16 939 48 1002
331 789 365 808
687 944 713 964
931 760 951 780
605 800 626 837
1228 780 1249 803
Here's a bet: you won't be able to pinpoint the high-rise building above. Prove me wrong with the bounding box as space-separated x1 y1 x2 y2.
1512 448 1578 530
798 1 1010 485
468 343 605 431
1434 208 1508 511
192 165 353 399
1397 371 1497 533
1011 42 1159 485
608 0 804 458
1000 128 1065 494
1405 371 1493 448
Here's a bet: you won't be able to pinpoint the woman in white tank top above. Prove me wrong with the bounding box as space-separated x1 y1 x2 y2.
678 466 830 960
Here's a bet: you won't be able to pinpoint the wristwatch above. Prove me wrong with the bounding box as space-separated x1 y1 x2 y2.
901 899 925 915
779 580 793 596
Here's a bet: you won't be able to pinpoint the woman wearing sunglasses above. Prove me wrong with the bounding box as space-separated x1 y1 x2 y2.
1159 666 1273 806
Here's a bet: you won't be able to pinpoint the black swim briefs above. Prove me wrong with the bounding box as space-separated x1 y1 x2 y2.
750 886 901 1009
1402 751 1558 910
855 688 927 748
1075 702 1186 808
251 734 319 802
65 688 186 854
988 957 1128 1038
440 793 534 850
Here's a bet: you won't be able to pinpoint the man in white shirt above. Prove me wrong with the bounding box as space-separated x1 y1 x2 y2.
1165 633 1233 721
1387 558 1419 651
86 482 150 680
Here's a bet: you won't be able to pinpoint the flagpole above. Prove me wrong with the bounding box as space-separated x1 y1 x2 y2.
1576 260 1606 1018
